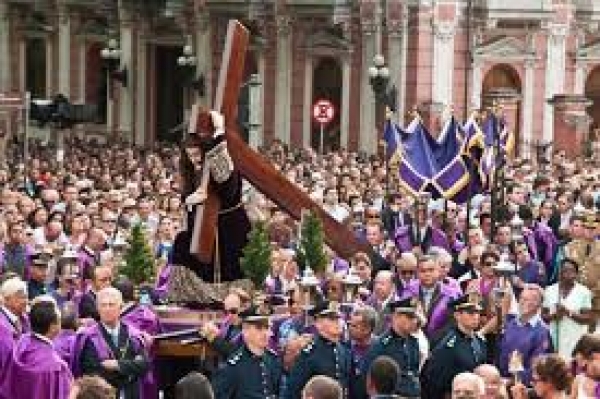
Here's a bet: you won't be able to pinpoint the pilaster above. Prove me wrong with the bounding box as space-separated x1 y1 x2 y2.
275 14 292 144
118 5 134 142
302 54 313 149
522 59 536 156
194 11 211 107
57 2 70 96
0 2 10 92
432 19 456 106
360 19 377 154
543 24 568 143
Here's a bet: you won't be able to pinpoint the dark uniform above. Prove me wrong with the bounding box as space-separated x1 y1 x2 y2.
285 301 353 399
212 344 282 398
359 298 421 399
212 306 283 399
420 293 487 399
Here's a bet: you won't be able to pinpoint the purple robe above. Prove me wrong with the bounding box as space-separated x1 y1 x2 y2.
3 333 72 399
0 309 22 397
72 322 154 399
120 304 160 399
498 315 552 385
523 223 558 270
53 329 77 372
76 247 97 284
394 225 450 253
154 263 172 300
402 281 460 338
121 304 161 336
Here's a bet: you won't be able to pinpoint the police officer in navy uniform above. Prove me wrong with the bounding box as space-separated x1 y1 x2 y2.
285 300 353 399
420 292 487 399
212 305 283 398
358 297 421 399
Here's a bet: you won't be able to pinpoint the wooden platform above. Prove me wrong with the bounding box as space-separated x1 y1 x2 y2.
155 340 216 359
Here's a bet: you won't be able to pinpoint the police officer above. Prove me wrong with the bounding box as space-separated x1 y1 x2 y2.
359 297 421 398
421 292 487 398
212 305 283 398
285 300 353 399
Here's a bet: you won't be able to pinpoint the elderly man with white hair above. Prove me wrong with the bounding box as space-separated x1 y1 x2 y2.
452 372 485 399
1 295 73 399
0 276 29 393
77 287 150 399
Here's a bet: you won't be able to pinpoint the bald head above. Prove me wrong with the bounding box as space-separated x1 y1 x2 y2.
452 372 485 399
302 375 342 399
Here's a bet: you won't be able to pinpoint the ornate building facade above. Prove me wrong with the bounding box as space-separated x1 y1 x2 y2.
1 0 600 155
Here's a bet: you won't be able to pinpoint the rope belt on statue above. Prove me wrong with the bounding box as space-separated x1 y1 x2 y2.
218 202 243 215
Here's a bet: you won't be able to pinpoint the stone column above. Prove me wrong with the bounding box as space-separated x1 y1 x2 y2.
360 20 377 154
574 61 587 95
118 3 134 142
471 58 483 109
432 20 456 106
275 15 292 144
194 12 211 107
387 24 404 125
134 21 146 146
57 4 70 97
256 52 265 148
45 37 53 96
19 40 25 92
302 55 313 149
522 59 535 156
543 24 568 143
548 95 592 157
78 42 86 102
0 2 10 92
340 54 351 149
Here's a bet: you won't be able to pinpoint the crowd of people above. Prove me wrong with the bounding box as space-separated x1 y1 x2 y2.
1 122 600 399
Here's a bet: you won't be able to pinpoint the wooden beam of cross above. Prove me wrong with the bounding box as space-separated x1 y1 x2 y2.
190 20 369 263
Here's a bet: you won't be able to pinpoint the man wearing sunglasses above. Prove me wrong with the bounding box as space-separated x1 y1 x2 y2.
421 292 487 398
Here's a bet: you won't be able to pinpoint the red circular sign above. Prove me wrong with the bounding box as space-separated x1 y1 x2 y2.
313 99 335 125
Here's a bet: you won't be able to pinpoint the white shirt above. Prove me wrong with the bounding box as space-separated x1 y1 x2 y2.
32 227 70 248
543 283 592 358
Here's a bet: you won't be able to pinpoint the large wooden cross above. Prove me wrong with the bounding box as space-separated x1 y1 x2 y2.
189 20 368 264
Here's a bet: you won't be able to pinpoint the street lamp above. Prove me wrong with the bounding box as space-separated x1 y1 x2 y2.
177 43 205 96
101 39 128 88
368 54 396 110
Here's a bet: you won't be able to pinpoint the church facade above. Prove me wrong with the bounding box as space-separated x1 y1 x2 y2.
1 0 600 155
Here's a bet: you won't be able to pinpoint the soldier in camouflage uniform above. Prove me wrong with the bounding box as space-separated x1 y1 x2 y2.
563 211 600 328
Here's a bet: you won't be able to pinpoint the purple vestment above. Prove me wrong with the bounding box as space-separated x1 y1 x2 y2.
498 314 552 385
53 329 77 372
76 247 97 284
154 263 172 300
72 322 155 399
3 333 72 399
402 281 461 338
121 304 161 337
394 225 450 253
